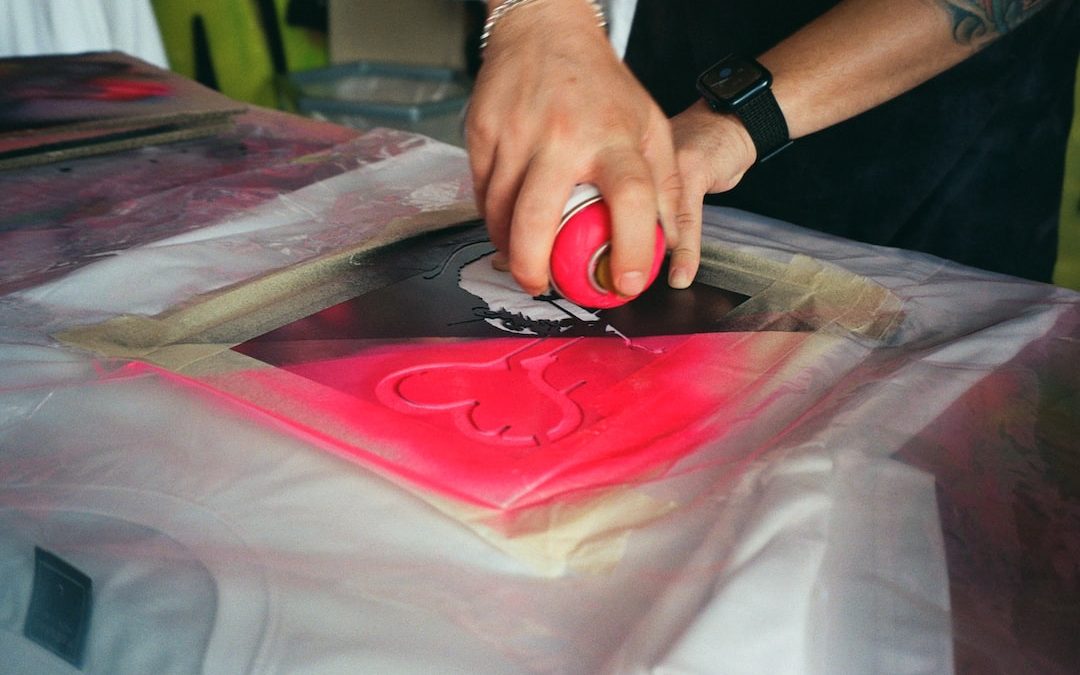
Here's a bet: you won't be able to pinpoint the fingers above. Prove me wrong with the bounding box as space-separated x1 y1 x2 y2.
465 82 507 252
665 145 706 290
478 117 697 298
486 133 685 298
641 108 683 251
491 249 510 272
665 101 761 289
639 109 694 289
467 141 492 223
668 180 704 289
508 151 578 296
504 134 680 299
592 145 666 297
482 148 528 254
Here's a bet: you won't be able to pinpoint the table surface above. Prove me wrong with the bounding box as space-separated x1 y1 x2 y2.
1 106 1079 674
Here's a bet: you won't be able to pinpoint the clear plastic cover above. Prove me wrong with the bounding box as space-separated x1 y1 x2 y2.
1 115 1078 673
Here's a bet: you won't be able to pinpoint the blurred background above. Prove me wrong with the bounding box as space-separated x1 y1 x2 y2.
0 0 1077 290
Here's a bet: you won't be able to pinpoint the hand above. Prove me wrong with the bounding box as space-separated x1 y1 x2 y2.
668 100 758 285
466 0 684 297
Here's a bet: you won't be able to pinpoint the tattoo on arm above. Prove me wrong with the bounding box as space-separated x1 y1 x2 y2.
936 0 1050 45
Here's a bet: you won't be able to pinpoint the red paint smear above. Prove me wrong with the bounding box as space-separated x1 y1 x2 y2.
88 77 172 101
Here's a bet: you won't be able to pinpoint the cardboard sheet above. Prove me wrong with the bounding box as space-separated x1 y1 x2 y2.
0 52 245 170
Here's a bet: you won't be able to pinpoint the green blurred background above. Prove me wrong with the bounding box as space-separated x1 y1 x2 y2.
1057 71 1080 290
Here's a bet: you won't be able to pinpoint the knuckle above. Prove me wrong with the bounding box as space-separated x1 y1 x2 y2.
658 169 683 196
465 114 496 147
609 173 654 200
545 114 579 143
673 211 698 234
714 172 743 193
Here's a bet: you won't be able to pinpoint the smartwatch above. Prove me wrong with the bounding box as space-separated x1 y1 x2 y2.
696 55 792 162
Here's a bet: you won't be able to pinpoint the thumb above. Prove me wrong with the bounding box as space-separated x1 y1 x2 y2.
667 178 704 289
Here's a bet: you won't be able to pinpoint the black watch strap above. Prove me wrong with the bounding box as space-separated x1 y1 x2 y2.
735 89 792 163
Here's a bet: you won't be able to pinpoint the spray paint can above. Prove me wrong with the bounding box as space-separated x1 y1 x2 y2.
549 184 665 309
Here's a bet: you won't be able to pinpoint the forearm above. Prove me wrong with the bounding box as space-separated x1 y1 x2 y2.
763 0 1055 139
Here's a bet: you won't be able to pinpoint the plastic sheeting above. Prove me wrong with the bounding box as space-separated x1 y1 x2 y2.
1 117 1079 673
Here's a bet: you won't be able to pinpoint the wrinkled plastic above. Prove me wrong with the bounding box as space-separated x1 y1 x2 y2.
2 116 1079 673
0 109 409 295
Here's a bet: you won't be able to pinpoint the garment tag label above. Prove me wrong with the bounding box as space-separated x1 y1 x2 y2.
23 547 93 668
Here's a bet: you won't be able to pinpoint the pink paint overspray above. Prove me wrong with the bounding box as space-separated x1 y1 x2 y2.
221 211 774 510
549 184 666 309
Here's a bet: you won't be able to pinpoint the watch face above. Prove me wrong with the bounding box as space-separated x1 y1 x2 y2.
699 57 770 107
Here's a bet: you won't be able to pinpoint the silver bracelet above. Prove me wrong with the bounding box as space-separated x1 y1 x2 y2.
479 0 607 53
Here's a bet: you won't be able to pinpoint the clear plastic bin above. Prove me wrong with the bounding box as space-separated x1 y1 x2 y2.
286 61 470 147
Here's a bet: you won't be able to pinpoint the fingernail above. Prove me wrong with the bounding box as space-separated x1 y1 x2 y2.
491 250 509 271
669 267 692 289
617 271 646 297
